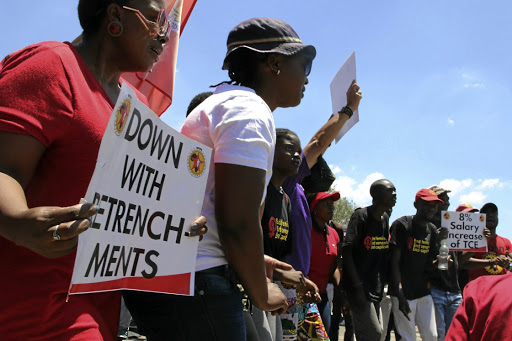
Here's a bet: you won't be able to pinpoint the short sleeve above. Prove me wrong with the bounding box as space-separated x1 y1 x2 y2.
0 43 74 147
389 219 405 247
343 210 364 247
210 96 274 170
505 237 512 253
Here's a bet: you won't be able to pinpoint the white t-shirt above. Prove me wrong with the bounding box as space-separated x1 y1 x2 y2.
181 84 276 271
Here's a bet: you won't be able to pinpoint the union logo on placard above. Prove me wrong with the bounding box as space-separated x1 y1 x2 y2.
479 215 485 222
188 148 206 177
114 96 132 136
443 212 450 220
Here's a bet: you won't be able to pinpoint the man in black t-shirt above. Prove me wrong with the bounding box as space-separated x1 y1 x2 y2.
342 179 396 340
428 186 465 341
389 189 441 341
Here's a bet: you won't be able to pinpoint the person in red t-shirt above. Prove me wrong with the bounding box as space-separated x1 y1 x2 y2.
460 203 512 282
445 272 512 340
308 191 342 334
0 1 207 340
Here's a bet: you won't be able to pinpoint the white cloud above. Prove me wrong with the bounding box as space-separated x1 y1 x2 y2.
477 178 501 190
438 178 473 196
447 118 455 126
329 164 342 175
460 72 484 89
459 191 487 206
463 82 484 88
332 172 385 206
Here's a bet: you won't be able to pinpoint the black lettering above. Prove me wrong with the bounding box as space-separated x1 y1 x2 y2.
124 108 141 142
165 136 183 169
150 126 171 160
104 197 118 231
115 246 133 277
138 119 153 150
112 200 126 233
130 247 145 276
123 203 137 234
147 211 165 240
148 172 165 201
142 250 159 279
141 165 155 196
121 155 145 191
105 245 120 277
133 206 149 237
164 215 184 244
85 243 110 277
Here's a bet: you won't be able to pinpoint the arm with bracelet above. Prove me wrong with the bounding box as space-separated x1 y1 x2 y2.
302 80 362 169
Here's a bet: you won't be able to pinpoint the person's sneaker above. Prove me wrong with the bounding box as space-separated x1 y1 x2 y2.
339 319 345 326
117 333 129 340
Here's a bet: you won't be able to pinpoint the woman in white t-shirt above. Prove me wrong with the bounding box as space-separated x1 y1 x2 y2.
123 17 316 340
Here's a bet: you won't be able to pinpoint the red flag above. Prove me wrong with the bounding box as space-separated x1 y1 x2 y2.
122 0 197 116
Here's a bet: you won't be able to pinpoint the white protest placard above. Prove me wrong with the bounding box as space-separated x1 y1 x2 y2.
330 51 359 143
441 211 487 252
69 83 211 296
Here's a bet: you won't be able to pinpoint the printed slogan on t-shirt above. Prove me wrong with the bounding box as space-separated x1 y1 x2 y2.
69 84 211 297
364 236 389 250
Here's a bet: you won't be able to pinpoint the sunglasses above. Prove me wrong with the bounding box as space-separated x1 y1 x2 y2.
304 59 312 77
123 6 171 39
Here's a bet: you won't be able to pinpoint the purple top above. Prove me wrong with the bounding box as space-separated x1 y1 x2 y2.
283 153 312 275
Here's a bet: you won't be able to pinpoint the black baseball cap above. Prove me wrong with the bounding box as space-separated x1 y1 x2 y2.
222 17 316 70
480 202 498 213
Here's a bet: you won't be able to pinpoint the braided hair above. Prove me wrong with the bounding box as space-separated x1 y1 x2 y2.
211 48 269 88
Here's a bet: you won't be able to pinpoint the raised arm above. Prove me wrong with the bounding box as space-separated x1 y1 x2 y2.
303 80 362 168
215 163 288 314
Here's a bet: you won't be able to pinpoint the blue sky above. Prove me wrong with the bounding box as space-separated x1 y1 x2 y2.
2 0 511 241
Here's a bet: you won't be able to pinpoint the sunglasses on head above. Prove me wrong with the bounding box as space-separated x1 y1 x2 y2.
123 6 171 39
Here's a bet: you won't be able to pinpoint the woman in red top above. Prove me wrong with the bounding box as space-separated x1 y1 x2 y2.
0 1 204 340
307 191 342 335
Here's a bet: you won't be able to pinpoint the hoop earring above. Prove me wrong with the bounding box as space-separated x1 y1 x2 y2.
276 69 281 75
108 21 123 37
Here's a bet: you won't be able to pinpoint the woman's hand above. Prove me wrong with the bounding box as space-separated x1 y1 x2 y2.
264 255 293 282
275 269 307 287
298 278 321 303
185 215 208 241
9 203 99 259
346 80 362 112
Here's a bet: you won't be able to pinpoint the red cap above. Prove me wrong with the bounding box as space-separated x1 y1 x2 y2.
415 188 445 203
455 203 478 213
310 192 341 211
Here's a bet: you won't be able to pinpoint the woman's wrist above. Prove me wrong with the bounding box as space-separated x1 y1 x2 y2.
338 106 353 119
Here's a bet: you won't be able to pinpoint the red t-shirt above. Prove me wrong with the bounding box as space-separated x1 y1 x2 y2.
468 235 512 281
0 41 147 340
446 272 512 340
308 224 340 293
